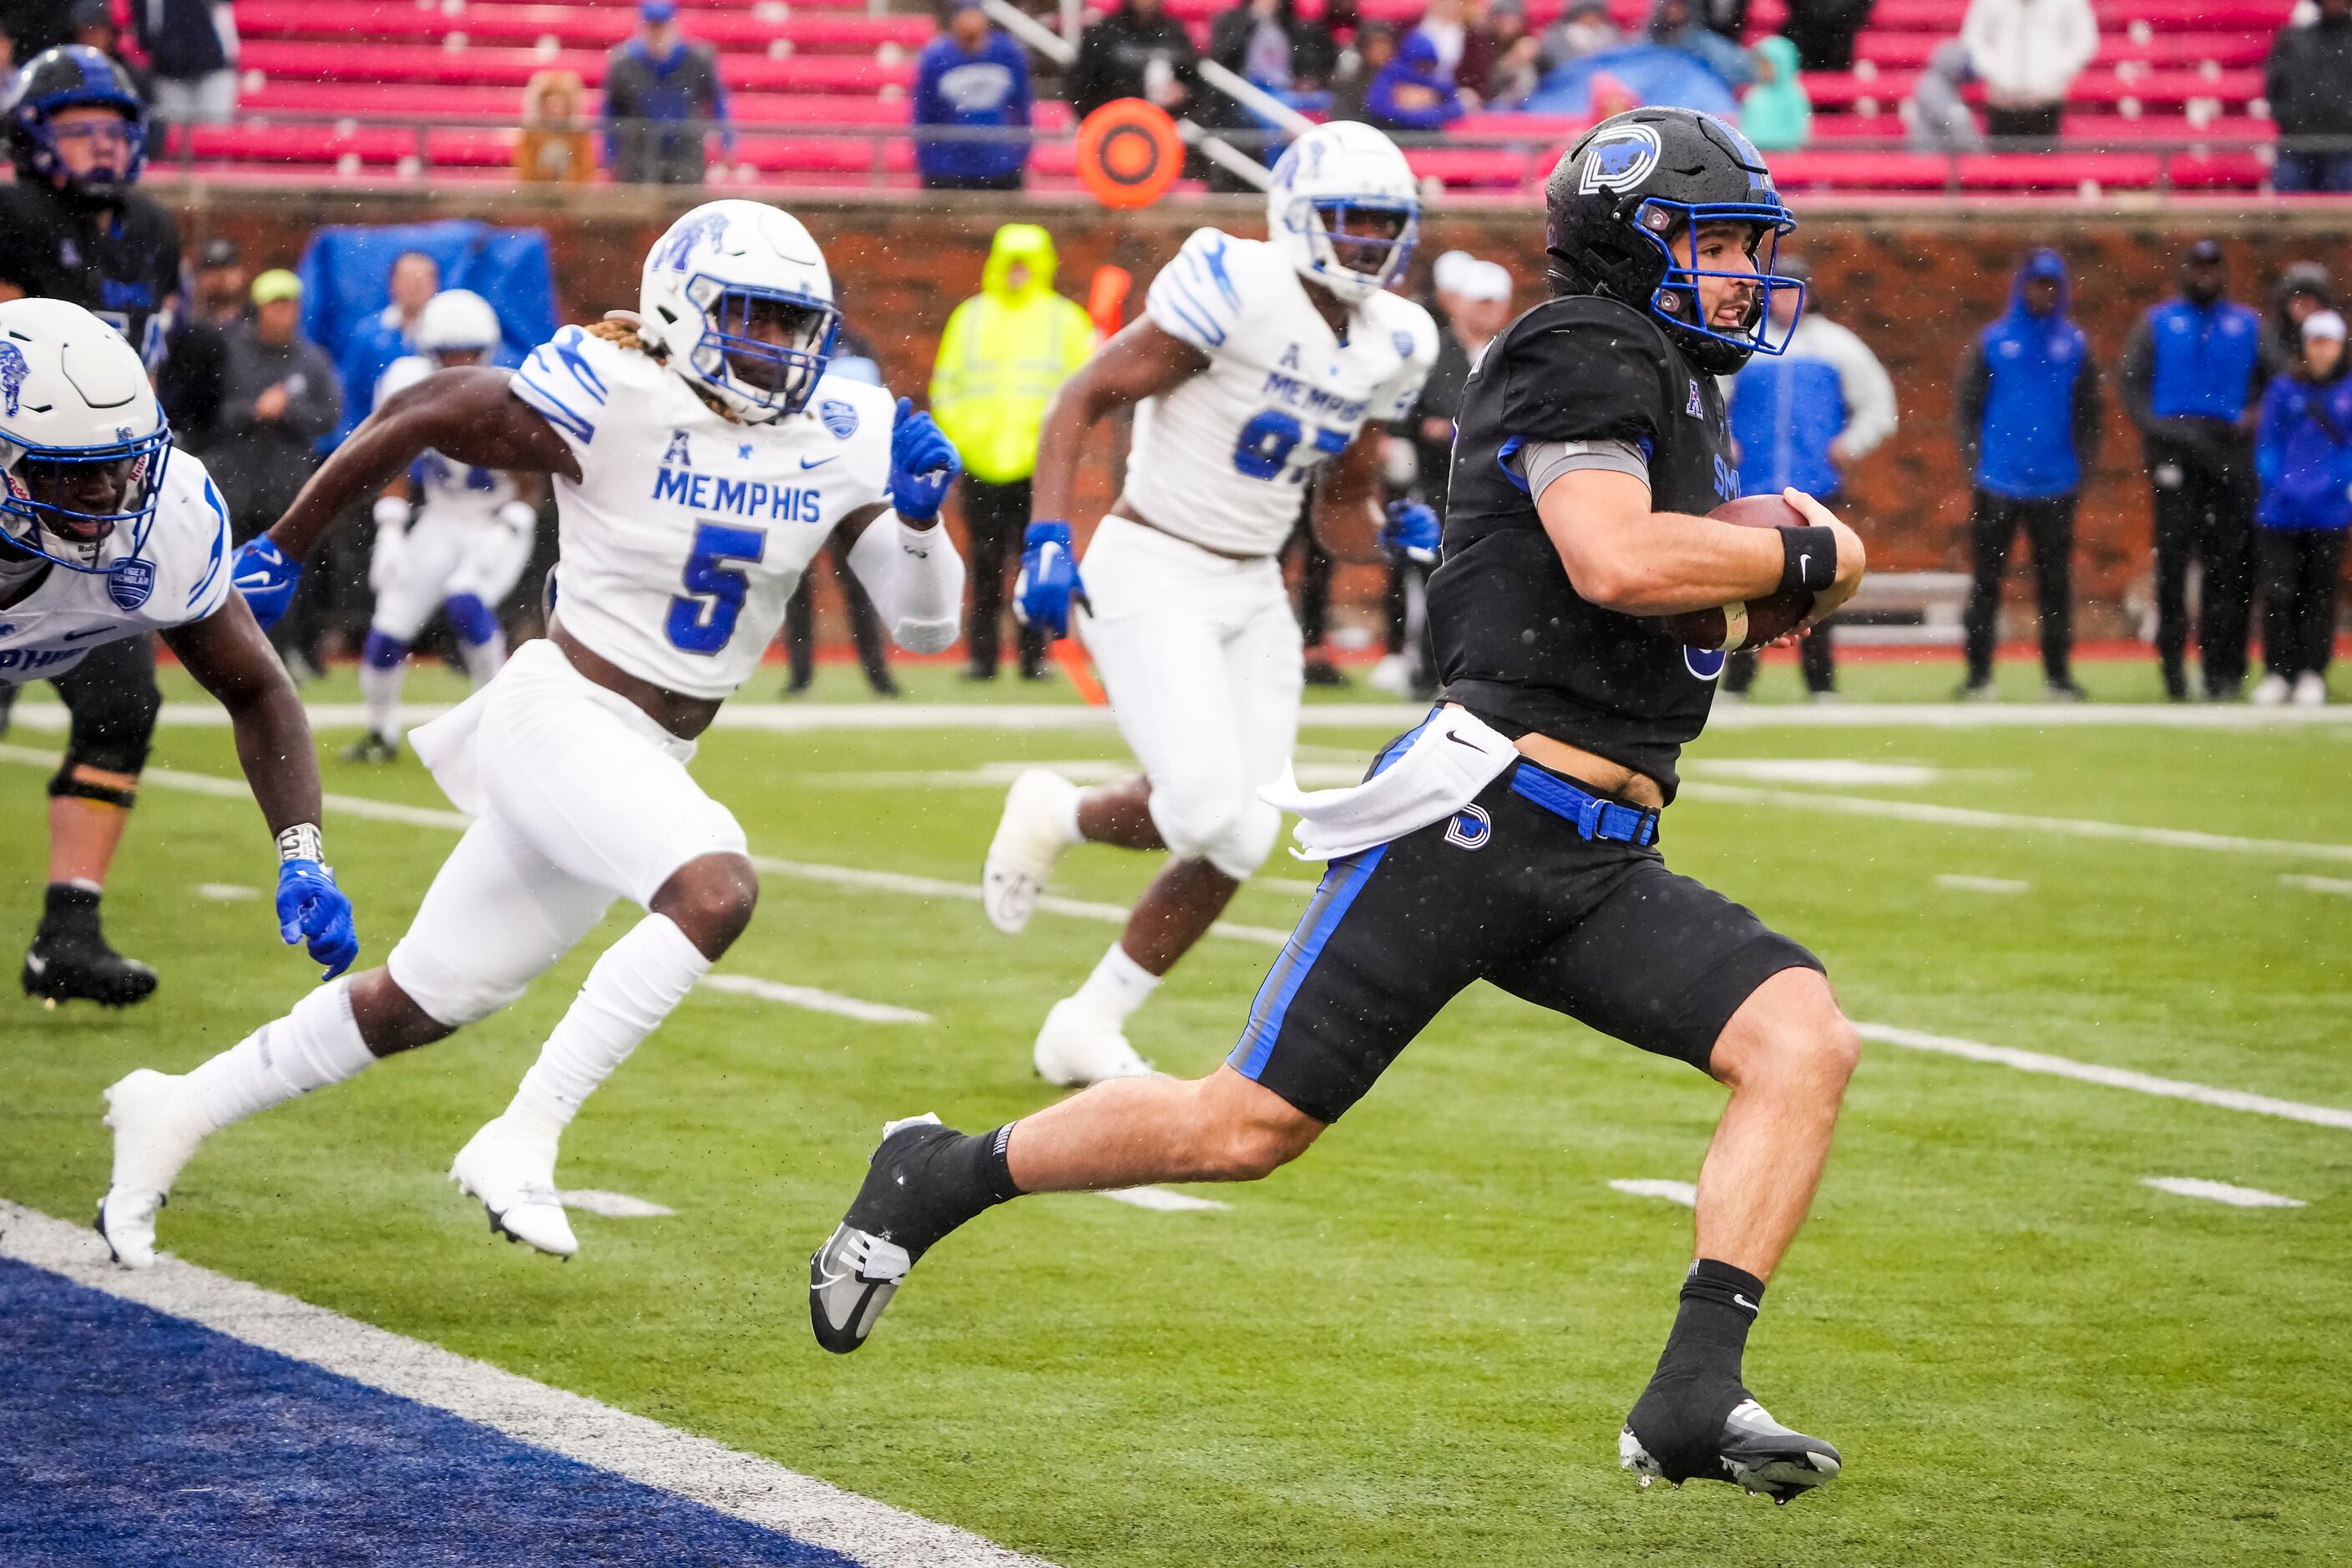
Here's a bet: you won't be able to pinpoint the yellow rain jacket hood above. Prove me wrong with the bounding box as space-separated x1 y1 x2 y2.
929 224 1098 484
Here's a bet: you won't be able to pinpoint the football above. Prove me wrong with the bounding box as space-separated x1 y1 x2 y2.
1660 493 1817 651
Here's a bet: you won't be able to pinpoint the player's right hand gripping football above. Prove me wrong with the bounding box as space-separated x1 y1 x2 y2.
1782 488 1867 630
276 858 358 980
1014 520 1086 640
232 536 304 631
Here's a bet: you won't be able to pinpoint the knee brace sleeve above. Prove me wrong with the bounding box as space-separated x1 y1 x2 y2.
1146 780 1247 866
48 756 138 809
1206 798 1283 882
360 629 411 670
56 674 160 780
444 593 499 647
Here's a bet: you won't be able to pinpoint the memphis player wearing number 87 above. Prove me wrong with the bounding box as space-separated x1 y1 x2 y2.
980 120 1441 1087
103 200 966 1267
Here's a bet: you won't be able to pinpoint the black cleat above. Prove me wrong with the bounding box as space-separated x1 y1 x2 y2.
23 923 158 1009
1621 1384 1842 1505
809 1113 957 1354
341 730 400 764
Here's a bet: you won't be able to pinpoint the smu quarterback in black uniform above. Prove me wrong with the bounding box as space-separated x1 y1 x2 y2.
808 108 1870 1504
0 46 186 1006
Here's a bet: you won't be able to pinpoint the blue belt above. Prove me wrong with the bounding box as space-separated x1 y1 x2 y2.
1508 763 1661 847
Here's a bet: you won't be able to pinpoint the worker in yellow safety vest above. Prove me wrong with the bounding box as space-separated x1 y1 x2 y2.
930 222 1097 680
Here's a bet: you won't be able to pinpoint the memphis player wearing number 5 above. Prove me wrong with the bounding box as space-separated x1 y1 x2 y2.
979 121 1441 1086
345 289 544 764
814 110 1870 1505
0 298 355 1254
106 200 964 1266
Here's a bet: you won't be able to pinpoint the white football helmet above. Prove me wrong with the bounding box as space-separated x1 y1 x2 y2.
638 200 839 424
0 296 172 580
1266 121 1421 305
414 288 502 365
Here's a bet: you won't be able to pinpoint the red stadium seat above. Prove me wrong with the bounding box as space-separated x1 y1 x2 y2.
237 41 912 93
235 1 933 53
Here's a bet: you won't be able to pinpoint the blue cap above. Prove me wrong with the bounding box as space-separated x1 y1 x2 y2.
640 0 677 22
2021 249 2067 281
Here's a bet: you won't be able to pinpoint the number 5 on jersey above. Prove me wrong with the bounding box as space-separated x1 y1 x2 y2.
666 522 766 655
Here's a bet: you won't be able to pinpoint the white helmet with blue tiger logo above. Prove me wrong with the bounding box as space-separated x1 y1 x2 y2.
414 288 503 366
0 296 172 590
1266 121 1421 306
637 200 840 425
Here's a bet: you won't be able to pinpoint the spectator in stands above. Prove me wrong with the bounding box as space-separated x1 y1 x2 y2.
1368 31 1471 130
1329 23 1395 120
1723 256 1897 701
70 1 152 103
1960 0 2096 144
1409 0 1498 97
130 0 238 125
1782 0 1871 71
930 223 1096 682
331 250 438 448
1954 249 2101 701
1906 39 1985 153
2119 240 2271 701
1209 0 1339 108
1648 0 1753 89
1482 0 1545 106
1540 0 1621 69
515 69 595 184
209 269 340 539
604 0 731 186
2251 309 2350 706
914 0 1034 193
2267 0 2352 194
1741 36 1813 150
2269 262 2334 366
1070 0 1200 119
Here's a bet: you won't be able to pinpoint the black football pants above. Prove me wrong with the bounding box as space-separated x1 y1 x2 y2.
2151 458 2256 695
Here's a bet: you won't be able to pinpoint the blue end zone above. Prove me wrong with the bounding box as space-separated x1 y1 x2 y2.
0 1258 858 1567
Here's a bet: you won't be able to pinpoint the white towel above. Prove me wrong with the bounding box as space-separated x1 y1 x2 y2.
1259 706 1520 862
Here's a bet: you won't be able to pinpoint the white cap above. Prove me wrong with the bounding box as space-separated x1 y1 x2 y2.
2303 309 2346 343
1431 249 1479 296
1460 260 1514 304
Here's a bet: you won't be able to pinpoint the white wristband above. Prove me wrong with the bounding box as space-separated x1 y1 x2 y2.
497 500 537 534
372 494 411 531
276 822 325 864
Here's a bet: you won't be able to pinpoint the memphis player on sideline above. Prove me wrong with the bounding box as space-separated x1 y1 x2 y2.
813 109 1870 1505
346 289 542 763
980 120 1441 1085
104 200 964 1265
0 298 353 1060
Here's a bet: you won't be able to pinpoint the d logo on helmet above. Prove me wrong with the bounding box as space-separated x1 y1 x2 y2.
1578 124 1662 195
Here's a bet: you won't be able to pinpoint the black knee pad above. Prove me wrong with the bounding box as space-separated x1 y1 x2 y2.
58 675 161 778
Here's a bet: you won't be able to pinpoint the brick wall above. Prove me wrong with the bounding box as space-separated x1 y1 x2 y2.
173 185 2352 631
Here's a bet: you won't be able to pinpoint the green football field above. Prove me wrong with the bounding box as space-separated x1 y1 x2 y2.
4 660 2349 1565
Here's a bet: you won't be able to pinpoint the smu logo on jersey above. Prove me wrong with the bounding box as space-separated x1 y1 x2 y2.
650 465 823 524
1712 454 1740 503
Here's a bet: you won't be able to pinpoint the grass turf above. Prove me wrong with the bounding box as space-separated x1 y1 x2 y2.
3 679 2349 1565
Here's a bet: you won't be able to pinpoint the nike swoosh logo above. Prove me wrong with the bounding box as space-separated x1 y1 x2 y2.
23 953 45 975
1796 554 1811 581
801 456 836 470
1446 732 1483 751
1733 1292 1760 1314
61 625 116 642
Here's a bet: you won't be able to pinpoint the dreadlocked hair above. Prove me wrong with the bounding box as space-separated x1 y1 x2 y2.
587 312 661 357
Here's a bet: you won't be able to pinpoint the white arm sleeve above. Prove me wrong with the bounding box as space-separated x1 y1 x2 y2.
1821 320 1899 458
847 510 966 655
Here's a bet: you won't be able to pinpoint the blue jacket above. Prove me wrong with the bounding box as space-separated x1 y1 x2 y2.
1368 33 1466 131
2254 368 2352 530
913 33 1033 181
1958 250 2102 501
1727 312 1898 498
2142 297 2264 421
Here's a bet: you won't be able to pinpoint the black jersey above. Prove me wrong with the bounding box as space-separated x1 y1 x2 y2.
0 181 180 372
1429 294 1741 802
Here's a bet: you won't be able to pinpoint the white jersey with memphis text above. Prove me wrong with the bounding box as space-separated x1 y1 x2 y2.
379 355 524 524
511 326 895 699
0 451 235 686
1127 227 1439 558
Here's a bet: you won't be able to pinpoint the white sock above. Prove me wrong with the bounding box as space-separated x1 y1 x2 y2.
1071 940 1161 1023
460 629 507 686
358 657 405 738
1054 785 1084 846
186 979 376 1133
508 914 710 1136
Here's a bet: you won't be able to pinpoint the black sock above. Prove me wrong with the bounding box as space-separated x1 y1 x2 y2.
1626 1260 1764 1479
851 1122 1024 1261
38 883 101 938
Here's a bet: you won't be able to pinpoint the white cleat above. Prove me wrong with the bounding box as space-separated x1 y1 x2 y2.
2253 673 2290 706
2293 672 2328 707
449 1116 578 1258
1031 995 1158 1086
982 769 1081 935
98 1070 213 1269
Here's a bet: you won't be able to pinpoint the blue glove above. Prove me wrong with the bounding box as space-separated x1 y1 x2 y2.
232 537 303 631
1014 520 1085 640
1380 499 1441 565
276 858 357 980
886 395 961 524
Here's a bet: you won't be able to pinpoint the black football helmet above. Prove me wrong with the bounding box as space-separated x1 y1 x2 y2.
3 46 149 203
1543 106 1803 374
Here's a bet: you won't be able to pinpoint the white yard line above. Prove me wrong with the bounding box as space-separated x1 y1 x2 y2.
1095 1187 1231 1212
697 973 933 1024
195 883 260 902
2141 1177 2307 1209
2281 873 2352 898
1607 1179 1698 1207
555 1189 678 1219
0 1201 1053 1568
1934 874 2031 895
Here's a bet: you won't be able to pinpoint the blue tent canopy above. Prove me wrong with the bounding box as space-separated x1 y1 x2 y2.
1519 44 1741 119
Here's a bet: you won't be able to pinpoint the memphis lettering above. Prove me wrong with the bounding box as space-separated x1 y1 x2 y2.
1257 371 1368 426
650 466 825 524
